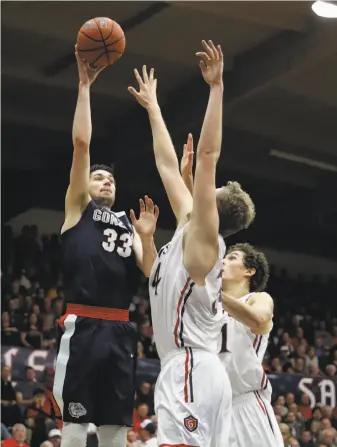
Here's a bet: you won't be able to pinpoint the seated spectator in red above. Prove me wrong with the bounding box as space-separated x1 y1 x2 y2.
133 403 150 433
3 423 29 447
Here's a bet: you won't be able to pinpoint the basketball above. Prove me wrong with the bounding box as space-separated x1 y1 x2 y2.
77 17 125 68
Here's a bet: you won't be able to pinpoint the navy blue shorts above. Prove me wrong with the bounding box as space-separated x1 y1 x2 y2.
53 315 137 427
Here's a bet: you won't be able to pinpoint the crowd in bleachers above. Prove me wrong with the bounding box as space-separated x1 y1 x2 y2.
1 224 337 446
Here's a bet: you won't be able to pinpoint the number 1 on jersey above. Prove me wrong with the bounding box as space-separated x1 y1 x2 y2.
220 323 230 353
151 262 162 295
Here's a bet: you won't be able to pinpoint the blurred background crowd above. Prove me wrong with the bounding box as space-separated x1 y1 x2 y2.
1 225 336 447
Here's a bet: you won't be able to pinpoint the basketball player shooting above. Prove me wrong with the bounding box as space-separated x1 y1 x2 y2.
52 47 159 447
129 40 255 447
181 141 283 446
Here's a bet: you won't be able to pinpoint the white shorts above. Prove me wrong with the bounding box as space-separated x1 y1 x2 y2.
229 391 283 447
155 348 232 447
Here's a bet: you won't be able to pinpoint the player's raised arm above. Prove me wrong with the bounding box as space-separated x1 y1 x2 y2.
184 41 224 284
128 66 192 226
222 292 274 335
180 134 194 197
130 195 159 277
62 46 105 233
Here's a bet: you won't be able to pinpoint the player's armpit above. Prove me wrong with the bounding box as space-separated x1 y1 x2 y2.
133 231 157 278
222 292 273 335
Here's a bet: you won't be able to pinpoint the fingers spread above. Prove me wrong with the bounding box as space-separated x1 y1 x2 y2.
139 198 145 213
134 68 144 87
145 195 154 213
130 209 137 224
142 65 149 83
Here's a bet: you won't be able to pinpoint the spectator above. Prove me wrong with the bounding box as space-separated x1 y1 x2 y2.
319 428 337 447
40 442 53 447
3 423 29 447
127 429 138 447
20 313 43 349
1 311 20 346
288 437 300 447
1 366 22 428
135 419 158 446
135 382 154 415
47 429 61 447
300 430 315 447
15 367 41 412
24 388 53 447
133 403 150 433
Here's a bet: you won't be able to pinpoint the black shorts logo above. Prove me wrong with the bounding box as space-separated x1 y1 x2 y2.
184 415 198 432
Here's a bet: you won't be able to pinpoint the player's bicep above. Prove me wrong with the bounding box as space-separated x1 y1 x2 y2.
65 143 90 215
249 293 274 325
191 153 219 240
183 154 219 283
158 165 193 225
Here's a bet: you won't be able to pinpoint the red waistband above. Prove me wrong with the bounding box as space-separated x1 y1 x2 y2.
61 303 129 323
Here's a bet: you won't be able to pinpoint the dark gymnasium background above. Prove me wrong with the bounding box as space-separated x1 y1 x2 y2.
1 2 337 447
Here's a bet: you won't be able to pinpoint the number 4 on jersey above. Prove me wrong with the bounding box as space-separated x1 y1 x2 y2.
151 262 162 295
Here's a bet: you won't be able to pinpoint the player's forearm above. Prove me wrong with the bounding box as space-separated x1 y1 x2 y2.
139 235 157 278
222 293 268 329
72 83 92 148
197 83 223 158
147 105 180 171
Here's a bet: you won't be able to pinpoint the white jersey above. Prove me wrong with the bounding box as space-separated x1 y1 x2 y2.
149 225 227 362
219 294 272 399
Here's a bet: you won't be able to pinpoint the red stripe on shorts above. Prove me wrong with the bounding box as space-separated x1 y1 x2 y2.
254 390 266 415
174 277 191 347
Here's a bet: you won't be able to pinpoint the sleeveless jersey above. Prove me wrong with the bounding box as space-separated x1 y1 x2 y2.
219 294 272 399
149 225 227 362
61 201 140 309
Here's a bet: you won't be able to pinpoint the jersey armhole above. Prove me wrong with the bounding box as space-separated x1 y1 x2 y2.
179 231 225 293
60 200 95 237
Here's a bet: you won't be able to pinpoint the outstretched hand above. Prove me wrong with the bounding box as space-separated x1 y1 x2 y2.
180 133 194 178
128 65 158 109
196 40 223 86
75 44 105 86
130 195 159 238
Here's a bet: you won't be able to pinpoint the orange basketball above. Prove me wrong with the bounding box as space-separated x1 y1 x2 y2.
77 17 125 67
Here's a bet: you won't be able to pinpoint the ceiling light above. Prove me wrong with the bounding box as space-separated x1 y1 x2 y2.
312 1 337 18
269 149 337 173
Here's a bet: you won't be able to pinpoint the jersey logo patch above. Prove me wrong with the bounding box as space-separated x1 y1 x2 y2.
68 402 87 418
184 415 198 432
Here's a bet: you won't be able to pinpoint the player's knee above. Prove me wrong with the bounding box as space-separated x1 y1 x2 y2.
61 422 88 447
99 425 128 447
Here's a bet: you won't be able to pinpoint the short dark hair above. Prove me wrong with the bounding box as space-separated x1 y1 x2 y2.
227 242 269 292
90 164 114 177
217 182 255 237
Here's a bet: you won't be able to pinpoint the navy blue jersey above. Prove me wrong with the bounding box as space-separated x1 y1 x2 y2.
61 201 140 309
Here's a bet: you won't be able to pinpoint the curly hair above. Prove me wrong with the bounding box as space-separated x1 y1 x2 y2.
227 242 269 292
217 182 255 237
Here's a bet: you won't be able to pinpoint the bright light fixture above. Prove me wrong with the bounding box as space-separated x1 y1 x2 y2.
312 1 337 18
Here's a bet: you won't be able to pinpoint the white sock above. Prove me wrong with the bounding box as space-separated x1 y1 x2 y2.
60 422 88 447
98 425 128 447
